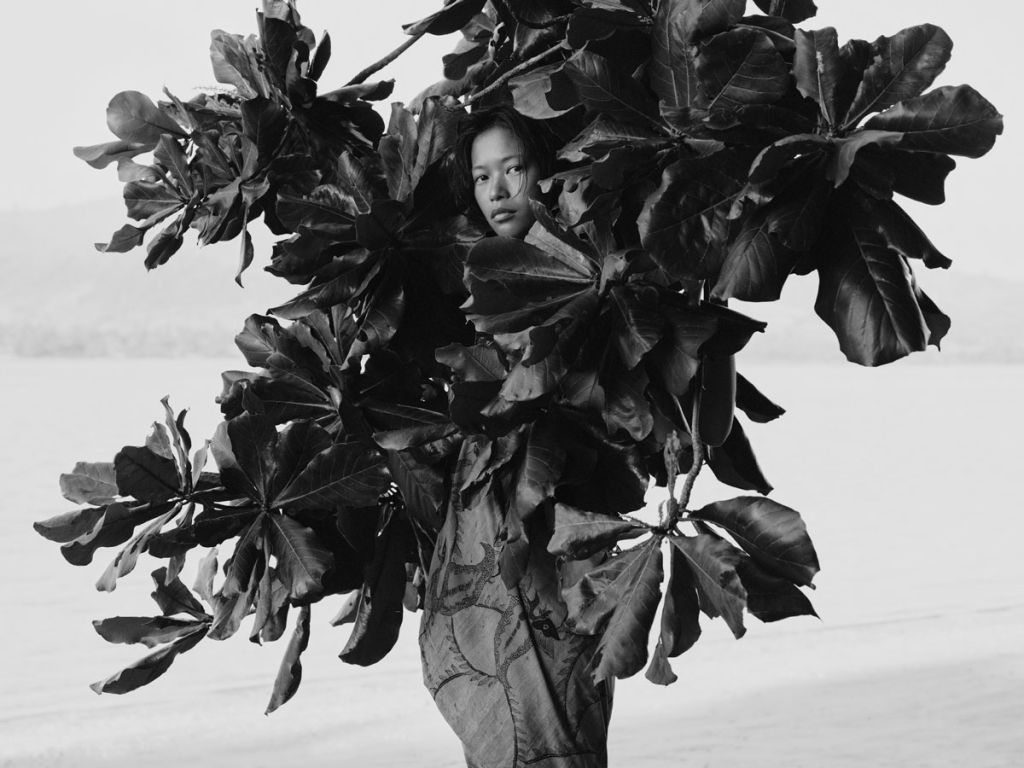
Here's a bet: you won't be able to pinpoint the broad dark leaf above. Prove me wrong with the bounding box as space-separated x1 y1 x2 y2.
563 537 657 635
272 441 390 510
547 503 648 560
435 343 506 382
696 27 789 114
638 156 741 280
609 287 665 369
339 509 410 666
814 216 933 366
645 639 678 686
562 50 658 126
842 24 953 129
93 616 206 648
691 496 819 586
265 605 311 714
734 373 784 423
464 236 596 334
648 300 718 395
751 0 816 23
59 462 118 506
266 513 333 602
227 412 279 502
34 506 107 544
114 446 180 503
736 558 818 622
402 0 487 35
509 62 580 120
150 568 208 619
660 543 702 656
865 85 1003 159
706 417 772 493
713 206 798 302
669 533 745 638
589 538 664 682
793 27 840 127
865 196 951 270
221 516 265 598
386 450 445 530
271 420 334 502
883 150 956 205
89 626 206 695
106 91 184 144
123 180 185 221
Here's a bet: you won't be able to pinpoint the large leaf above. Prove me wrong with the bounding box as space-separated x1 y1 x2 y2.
402 0 487 36
638 156 741 280
33 507 107 544
226 412 278 503
793 27 840 127
106 91 184 145
150 568 208 619
265 605 311 714
463 236 596 334
842 24 953 129
751 0 816 24
59 462 118 506
696 27 789 114
114 446 180 503
272 441 390 510
547 503 648 560
89 626 207 695
814 215 933 366
736 558 817 622
865 85 1003 159
660 543 702 656
706 417 772 493
669 533 746 638
690 496 819 585
339 509 409 666
562 50 658 126
93 616 207 648
266 513 333 602
588 538 664 682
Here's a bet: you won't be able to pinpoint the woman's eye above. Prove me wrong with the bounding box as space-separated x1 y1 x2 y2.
507 165 522 175
474 174 487 184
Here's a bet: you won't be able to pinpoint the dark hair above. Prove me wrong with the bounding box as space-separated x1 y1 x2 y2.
449 105 556 219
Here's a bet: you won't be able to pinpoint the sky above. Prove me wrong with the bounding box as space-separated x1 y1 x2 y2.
0 0 1016 277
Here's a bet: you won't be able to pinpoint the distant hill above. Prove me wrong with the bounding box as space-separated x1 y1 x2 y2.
1 200 1020 363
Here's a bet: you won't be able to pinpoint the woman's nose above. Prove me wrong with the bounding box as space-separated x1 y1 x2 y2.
488 177 508 200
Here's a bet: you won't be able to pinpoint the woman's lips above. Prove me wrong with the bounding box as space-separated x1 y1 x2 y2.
491 209 515 223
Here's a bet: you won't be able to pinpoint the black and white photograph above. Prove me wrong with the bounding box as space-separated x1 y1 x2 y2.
2 1 1020 766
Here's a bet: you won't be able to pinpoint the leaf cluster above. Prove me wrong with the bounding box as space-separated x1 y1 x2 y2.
45 0 1002 709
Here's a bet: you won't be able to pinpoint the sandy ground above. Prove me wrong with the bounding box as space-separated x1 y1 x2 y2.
2 359 1022 767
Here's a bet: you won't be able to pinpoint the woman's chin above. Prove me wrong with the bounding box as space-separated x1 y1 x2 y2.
490 217 533 240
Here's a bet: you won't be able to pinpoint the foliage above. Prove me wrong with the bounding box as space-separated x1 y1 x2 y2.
42 0 1001 713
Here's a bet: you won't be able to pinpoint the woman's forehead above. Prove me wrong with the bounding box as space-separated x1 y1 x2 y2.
471 125 527 167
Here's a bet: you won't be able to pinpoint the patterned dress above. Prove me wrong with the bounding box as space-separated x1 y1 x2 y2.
420 434 613 767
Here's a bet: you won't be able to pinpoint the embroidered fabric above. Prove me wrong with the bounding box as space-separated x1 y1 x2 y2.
420 435 613 767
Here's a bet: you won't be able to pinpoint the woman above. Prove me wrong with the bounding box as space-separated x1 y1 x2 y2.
418 106 614 768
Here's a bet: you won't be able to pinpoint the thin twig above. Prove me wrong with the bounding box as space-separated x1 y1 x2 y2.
669 386 705 528
465 41 566 105
347 29 427 86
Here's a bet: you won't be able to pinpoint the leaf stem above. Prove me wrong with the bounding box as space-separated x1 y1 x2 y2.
669 387 705 527
347 29 427 86
466 42 566 105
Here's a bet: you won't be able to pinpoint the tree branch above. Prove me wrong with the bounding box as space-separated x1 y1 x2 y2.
669 387 705 528
465 42 566 105
347 29 427 86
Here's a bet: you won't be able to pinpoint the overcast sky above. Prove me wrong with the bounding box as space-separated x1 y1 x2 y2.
1 0 1017 278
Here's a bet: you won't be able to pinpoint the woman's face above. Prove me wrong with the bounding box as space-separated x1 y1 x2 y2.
470 125 541 239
